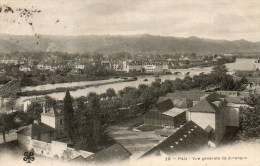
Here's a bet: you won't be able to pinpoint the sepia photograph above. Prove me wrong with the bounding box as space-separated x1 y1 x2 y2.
0 0 260 165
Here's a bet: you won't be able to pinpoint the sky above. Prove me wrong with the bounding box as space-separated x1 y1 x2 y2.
0 0 259 41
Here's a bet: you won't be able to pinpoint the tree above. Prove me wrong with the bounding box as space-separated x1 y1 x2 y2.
27 102 43 121
74 97 86 145
211 64 228 75
138 84 148 91
86 92 102 149
5 98 16 111
220 75 235 90
161 80 173 94
45 96 57 108
190 52 197 59
238 106 260 140
99 93 106 100
238 94 260 140
151 81 161 88
106 88 116 99
63 91 75 140
141 88 157 110
0 113 19 142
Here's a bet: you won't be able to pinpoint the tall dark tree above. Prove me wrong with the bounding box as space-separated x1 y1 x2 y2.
85 92 103 150
63 91 75 140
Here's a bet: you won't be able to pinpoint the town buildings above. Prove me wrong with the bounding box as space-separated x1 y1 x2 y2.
16 104 94 160
144 90 242 148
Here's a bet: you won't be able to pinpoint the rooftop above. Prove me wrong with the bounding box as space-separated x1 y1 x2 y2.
42 107 63 117
69 155 86 163
23 97 47 103
188 93 223 113
188 99 219 113
153 99 174 113
140 121 208 158
162 108 186 117
16 121 55 137
85 143 132 163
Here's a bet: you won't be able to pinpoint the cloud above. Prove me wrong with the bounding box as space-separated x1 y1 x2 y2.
0 0 259 41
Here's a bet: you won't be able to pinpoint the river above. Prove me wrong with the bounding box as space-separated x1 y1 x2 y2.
11 58 259 106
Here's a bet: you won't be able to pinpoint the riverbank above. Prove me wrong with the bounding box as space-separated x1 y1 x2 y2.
17 77 137 97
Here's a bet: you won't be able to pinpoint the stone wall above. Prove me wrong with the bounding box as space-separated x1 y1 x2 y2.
18 135 93 161
17 134 32 150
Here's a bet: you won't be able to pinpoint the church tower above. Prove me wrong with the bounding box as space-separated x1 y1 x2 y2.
41 107 65 139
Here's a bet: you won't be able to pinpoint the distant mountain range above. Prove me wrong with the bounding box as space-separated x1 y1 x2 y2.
0 34 259 55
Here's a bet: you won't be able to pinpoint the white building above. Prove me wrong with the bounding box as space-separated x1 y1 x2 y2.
41 107 65 139
19 65 31 72
143 64 156 73
37 63 45 70
75 64 85 70
22 97 47 112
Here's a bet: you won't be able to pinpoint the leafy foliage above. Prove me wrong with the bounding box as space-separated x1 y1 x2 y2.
63 91 75 140
27 102 43 121
238 94 260 140
0 113 20 142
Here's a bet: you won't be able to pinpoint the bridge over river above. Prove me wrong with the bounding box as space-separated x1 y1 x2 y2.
168 68 212 76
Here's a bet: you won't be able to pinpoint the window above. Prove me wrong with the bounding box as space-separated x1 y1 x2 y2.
60 119 63 125
60 129 63 134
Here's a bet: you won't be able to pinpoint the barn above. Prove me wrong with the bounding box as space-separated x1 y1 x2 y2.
144 99 186 127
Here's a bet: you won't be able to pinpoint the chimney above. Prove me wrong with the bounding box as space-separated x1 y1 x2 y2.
43 102 46 114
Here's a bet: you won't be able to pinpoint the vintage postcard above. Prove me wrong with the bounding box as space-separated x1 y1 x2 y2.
0 0 260 166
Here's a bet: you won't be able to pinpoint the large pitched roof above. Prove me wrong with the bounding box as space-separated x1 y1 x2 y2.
153 99 174 113
166 90 207 101
188 99 219 113
188 93 223 113
204 92 223 103
140 121 208 158
17 122 55 137
85 143 132 163
42 107 63 117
